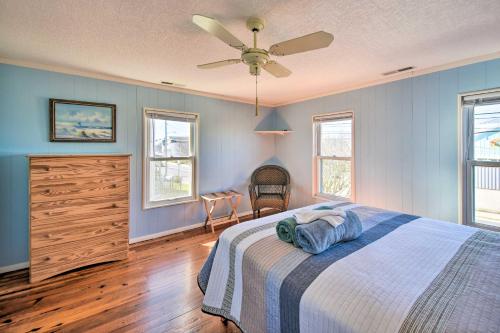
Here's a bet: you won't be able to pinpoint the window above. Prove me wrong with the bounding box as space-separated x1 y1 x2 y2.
143 108 198 209
313 112 354 200
460 91 500 229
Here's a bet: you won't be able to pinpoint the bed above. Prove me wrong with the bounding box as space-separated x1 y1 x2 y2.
198 201 500 333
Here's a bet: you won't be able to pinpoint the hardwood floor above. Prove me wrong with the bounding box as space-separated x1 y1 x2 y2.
0 219 261 333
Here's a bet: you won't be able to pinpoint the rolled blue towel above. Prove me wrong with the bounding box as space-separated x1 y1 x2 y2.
295 210 363 254
276 217 300 247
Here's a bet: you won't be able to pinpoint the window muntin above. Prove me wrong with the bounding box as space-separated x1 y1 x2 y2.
143 108 198 209
313 112 354 200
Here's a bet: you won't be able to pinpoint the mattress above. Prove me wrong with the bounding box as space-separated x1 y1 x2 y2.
198 201 500 333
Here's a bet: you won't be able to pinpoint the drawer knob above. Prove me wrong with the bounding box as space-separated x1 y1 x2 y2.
112 184 118 188
45 233 52 239
111 203 118 208
112 164 118 169
112 222 120 226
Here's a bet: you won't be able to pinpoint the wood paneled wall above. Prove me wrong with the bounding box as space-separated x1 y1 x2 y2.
0 63 276 270
276 59 500 222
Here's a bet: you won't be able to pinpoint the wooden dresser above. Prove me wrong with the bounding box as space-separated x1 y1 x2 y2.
28 154 131 283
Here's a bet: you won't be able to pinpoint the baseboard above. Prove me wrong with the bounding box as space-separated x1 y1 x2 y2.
0 261 29 274
129 208 271 244
129 222 205 244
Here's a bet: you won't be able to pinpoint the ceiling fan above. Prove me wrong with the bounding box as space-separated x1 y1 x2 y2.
192 15 334 115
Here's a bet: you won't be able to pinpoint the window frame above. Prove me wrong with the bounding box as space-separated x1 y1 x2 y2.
312 111 355 202
142 107 199 209
458 88 500 231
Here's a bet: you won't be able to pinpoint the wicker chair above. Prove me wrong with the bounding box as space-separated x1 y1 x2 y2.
249 165 291 219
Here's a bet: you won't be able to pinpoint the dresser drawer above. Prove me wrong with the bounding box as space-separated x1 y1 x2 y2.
30 233 129 283
30 175 129 203
30 156 129 181
31 195 129 226
31 213 128 248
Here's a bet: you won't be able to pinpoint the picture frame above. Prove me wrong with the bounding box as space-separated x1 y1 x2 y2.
49 99 116 142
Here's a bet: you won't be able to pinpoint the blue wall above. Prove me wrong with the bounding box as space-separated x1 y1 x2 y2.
276 58 500 223
0 64 276 268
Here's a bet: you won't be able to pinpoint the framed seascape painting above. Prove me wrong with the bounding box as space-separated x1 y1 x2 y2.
49 99 116 142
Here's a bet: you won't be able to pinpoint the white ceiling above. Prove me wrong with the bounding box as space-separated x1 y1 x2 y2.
1 0 500 106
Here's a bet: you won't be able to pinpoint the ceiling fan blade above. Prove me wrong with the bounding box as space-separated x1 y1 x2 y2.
192 15 247 51
269 31 334 56
197 59 241 69
263 61 291 77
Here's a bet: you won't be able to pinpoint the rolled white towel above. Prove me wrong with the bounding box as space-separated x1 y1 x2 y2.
293 209 346 227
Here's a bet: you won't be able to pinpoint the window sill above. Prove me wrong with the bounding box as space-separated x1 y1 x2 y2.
467 221 500 232
313 193 351 202
143 197 199 210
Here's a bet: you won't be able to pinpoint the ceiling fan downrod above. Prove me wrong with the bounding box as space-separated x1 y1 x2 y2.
246 17 265 116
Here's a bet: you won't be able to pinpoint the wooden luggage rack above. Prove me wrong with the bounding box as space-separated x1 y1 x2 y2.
201 190 242 233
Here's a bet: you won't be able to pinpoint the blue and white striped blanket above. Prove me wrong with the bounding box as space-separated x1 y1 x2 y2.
198 201 500 333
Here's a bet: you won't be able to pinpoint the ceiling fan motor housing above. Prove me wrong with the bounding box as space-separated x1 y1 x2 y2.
242 48 269 75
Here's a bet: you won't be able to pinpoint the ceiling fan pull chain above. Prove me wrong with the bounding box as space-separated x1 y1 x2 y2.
255 74 259 117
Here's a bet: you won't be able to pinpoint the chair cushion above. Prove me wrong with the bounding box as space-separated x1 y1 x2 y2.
255 194 285 209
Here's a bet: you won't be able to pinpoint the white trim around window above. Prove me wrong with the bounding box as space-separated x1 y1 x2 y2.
142 107 199 209
312 111 355 202
457 88 500 230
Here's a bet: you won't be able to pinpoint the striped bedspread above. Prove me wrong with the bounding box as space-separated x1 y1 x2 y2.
198 201 500 333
